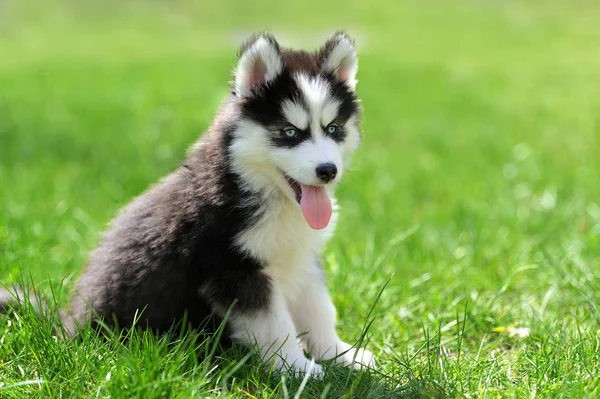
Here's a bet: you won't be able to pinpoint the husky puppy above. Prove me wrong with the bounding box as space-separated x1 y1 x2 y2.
0 32 373 376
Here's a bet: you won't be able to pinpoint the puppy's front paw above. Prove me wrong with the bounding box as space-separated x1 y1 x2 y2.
337 342 375 370
273 356 324 378
293 358 324 378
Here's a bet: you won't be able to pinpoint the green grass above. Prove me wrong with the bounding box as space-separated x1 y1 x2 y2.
2 0 600 397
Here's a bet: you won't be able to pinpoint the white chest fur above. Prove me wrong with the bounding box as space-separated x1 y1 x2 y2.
235 196 338 302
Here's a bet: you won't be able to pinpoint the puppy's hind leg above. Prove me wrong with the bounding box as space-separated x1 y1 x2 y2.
0 287 49 316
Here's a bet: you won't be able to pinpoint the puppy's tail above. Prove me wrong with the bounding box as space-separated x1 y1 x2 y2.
1 286 81 339
0 286 50 316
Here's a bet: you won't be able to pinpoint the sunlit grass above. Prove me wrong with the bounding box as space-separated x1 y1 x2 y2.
1 0 600 397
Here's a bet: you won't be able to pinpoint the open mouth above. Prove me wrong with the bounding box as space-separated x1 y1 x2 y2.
282 173 333 230
285 175 302 203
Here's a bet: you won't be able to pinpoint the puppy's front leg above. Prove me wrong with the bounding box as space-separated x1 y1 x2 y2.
289 265 375 370
228 284 323 377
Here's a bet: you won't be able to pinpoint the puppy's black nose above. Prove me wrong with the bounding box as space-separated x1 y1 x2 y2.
316 163 338 183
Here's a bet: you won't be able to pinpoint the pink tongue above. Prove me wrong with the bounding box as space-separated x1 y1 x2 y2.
300 184 332 230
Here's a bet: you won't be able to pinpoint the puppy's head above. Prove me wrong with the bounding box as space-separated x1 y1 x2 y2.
229 32 361 230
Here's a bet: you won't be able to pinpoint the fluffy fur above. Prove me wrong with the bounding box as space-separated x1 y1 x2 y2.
0 32 373 377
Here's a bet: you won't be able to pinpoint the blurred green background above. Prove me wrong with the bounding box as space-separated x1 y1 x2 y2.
1 0 600 397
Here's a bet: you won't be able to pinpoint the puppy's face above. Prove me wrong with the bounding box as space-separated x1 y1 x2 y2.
229 33 361 229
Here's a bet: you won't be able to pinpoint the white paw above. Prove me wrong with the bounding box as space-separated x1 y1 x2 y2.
336 342 376 370
273 356 324 378
292 358 324 378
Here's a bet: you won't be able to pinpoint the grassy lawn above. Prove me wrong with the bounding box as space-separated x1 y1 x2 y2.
2 0 600 397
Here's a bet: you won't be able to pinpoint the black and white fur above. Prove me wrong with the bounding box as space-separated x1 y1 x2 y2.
0 32 373 376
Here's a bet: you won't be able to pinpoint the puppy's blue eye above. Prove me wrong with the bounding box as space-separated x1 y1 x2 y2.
283 128 297 138
327 125 338 135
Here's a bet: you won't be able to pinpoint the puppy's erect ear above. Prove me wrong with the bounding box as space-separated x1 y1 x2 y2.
234 34 283 98
320 32 358 90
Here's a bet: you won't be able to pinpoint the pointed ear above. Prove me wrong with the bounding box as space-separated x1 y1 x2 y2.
234 34 284 98
320 32 358 90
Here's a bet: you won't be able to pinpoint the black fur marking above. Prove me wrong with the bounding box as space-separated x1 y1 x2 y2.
270 126 312 148
284 174 302 203
241 71 314 148
242 70 358 147
328 79 359 122
322 124 346 143
321 73 360 143
241 72 301 127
